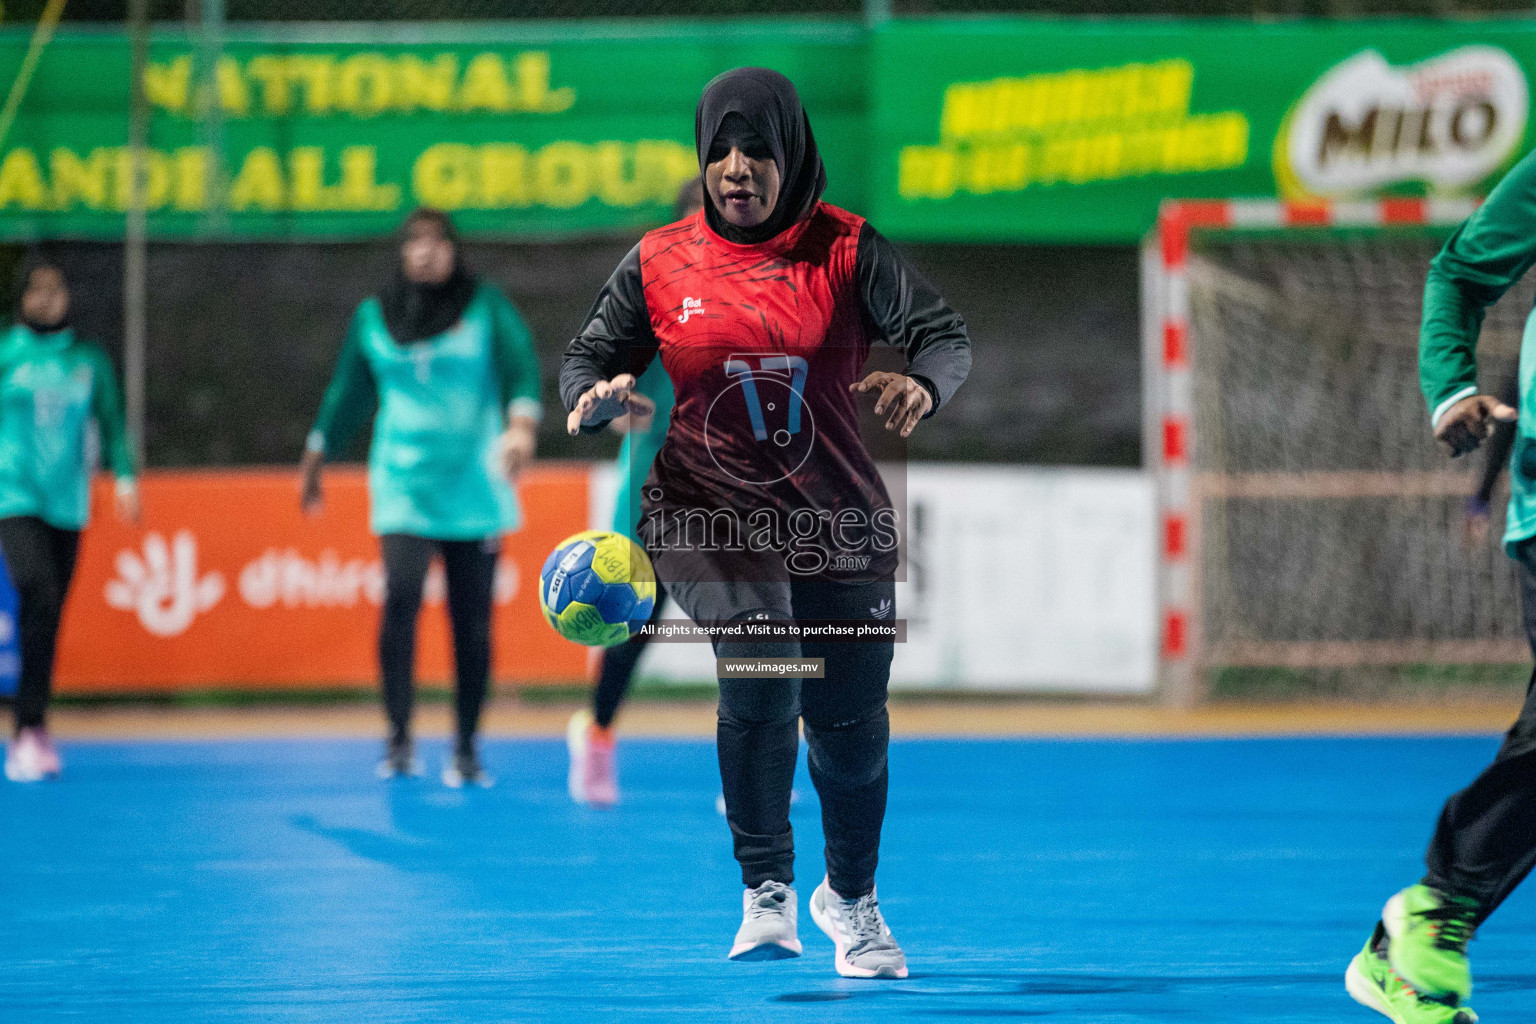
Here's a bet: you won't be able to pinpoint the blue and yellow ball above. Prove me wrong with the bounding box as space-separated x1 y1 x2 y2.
538 530 657 647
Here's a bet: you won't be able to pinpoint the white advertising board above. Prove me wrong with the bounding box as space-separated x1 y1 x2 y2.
588 464 1156 693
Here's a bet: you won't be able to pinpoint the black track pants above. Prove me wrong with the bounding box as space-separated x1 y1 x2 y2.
1423 535 1536 924
591 582 668 729
0 516 80 733
666 570 895 899
379 534 497 752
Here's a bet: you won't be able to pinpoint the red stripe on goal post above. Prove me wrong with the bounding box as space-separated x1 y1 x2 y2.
1162 321 1188 367
1282 201 1332 226
1157 201 1232 269
1162 611 1188 659
1379 198 1428 225
1162 513 1187 559
1177 200 1234 229
1162 416 1189 464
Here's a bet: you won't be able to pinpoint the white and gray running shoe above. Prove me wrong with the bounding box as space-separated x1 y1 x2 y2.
729 880 802 961
809 877 908 979
375 736 423 780
442 745 494 789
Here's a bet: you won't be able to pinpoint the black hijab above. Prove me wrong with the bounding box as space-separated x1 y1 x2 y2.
695 67 827 245
379 208 478 344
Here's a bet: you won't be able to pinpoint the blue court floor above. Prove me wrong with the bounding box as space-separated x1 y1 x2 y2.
2 735 1531 1022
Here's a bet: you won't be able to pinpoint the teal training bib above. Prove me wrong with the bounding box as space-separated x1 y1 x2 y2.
359 294 520 539
0 328 110 529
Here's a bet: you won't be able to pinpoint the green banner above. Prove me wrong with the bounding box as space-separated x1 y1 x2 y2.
0 21 864 239
9 19 1536 242
871 20 1536 241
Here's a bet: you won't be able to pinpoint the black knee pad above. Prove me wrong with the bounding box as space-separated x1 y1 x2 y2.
715 608 802 725
717 670 800 726
715 607 799 667
803 707 889 789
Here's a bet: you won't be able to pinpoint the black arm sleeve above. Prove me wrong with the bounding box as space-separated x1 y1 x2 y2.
560 244 659 428
1475 369 1521 504
855 222 972 416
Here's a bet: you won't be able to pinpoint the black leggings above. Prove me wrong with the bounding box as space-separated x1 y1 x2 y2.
1424 535 1536 924
666 569 896 899
379 534 497 752
0 516 80 733
590 582 668 729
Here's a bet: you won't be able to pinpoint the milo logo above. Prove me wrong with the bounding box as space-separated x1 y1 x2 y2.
1276 46 1528 198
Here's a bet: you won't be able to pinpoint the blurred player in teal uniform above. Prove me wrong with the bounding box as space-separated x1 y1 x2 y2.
2 260 139 782
1348 149 1536 1024
567 177 701 808
301 208 543 788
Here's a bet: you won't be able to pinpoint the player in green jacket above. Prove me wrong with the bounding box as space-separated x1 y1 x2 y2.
1349 151 1536 1024
3 260 138 783
566 177 697 808
300 208 542 788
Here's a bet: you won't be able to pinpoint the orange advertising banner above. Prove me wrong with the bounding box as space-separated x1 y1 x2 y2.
53 465 592 693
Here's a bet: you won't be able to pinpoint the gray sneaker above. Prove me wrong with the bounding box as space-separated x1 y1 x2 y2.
375 736 423 780
442 744 494 789
729 880 802 961
809 878 908 978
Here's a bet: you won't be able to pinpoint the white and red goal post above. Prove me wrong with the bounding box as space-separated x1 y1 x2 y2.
1143 197 1495 704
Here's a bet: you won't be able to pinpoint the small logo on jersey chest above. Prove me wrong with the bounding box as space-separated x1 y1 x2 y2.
678 297 704 323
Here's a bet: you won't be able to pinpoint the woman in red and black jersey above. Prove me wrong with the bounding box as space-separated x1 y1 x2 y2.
561 68 970 979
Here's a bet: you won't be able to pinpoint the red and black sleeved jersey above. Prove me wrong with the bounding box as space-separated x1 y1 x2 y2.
562 202 971 582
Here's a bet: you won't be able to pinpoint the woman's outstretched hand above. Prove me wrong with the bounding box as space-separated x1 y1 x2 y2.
852 372 932 438
566 374 642 436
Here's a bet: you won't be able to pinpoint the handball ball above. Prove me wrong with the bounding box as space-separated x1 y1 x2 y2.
539 530 657 647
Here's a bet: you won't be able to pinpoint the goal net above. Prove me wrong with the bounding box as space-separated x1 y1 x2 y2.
1145 199 1532 701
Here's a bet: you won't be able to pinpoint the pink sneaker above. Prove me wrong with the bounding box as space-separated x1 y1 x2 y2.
6 727 56 782
567 710 618 807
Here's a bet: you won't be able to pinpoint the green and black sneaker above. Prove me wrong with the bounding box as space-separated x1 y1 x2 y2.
1346 923 1478 1024
1382 884 1479 1003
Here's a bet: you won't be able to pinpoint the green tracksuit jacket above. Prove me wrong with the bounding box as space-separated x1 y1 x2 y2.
1421 150 1536 554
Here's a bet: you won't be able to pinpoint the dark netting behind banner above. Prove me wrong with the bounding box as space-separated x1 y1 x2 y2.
0 238 1138 471
1189 237 1536 698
